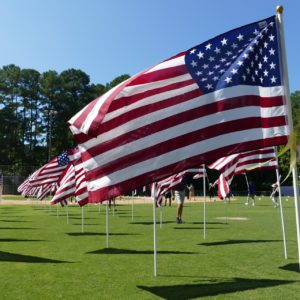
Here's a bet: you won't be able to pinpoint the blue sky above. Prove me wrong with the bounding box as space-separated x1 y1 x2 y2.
0 0 298 92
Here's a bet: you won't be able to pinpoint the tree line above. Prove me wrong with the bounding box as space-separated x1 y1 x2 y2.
0 64 129 175
0 63 299 184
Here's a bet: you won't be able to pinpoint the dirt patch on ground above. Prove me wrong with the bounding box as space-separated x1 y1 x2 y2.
0 196 226 205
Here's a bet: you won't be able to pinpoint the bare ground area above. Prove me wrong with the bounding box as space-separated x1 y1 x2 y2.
0 195 224 205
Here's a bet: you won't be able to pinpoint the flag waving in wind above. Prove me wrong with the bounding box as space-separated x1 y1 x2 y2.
209 146 277 184
154 168 204 206
209 147 278 199
69 15 289 203
29 151 70 187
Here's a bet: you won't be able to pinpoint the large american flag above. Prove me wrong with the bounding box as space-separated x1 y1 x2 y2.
69 16 289 203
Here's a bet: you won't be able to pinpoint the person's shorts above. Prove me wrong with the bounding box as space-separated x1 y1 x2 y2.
174 190 185 204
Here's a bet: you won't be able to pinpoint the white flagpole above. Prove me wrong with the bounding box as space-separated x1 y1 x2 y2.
203 165 206 240
106 200 109 248
244 173 250 205
56 204 59 218
98 202 101 213
160 205 163 229
66 205 69 224
277 5 300 270
131 191 134 222
81 206 84 233
48 190 52 214
112 199 115 217
152 183 157 276
276 168 288 259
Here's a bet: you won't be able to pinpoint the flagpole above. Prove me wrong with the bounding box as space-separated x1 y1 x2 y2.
244 173 250 205
66 205 69 225
131 194 134 222
106 200 109 248
276 5 300 270
276 167 288 258
81 206 84 233
152 183 157 277
160 206 163 229
203 165 206 240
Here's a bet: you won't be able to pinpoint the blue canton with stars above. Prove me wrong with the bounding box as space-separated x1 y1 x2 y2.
57 151 70 166
185 16 281 94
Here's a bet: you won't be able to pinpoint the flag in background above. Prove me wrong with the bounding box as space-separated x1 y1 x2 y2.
154 168 205 206
51 164 76 205
69 15 289 203
68 147 88 206
37 183 57 200
218 174 230 200
28 151 70 187
209 146 277 184
209 147 277 199
234 147 277 174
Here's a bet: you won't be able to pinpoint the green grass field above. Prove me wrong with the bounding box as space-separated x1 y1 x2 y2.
1 196 300 299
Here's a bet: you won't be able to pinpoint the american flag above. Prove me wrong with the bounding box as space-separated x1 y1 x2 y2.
18 170 40 194
192 167 206 179
67 147 88 206
218 174 230 200
29 151 70 187
209 147 277 184
37 184 55 200
69 16 289 203
51 164 75 205
154 168 205 206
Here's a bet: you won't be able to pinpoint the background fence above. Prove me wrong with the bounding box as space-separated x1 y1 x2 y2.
0 165 38 195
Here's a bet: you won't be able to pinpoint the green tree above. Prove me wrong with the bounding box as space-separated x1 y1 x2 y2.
291 90 300 143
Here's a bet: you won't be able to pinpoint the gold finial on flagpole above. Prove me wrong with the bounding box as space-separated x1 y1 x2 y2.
276 5 283 14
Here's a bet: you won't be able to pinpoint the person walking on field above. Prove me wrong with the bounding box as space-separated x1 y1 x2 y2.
188 183 195 201
208 183 216 202
270 183 279 208
164 191 172 206
172 176 187 224
246 181 255 206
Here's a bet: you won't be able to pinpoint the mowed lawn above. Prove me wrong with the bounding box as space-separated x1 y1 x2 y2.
1 196 300 299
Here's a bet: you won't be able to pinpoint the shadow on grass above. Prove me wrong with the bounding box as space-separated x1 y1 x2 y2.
130 221 174 225
0 251 72 263
31 206 47 209
192 222 225 225
0 238 45 242
0 211 26 214
200 239 281 246
138 278 295 299
87 247 197 255
174 227 224 230
279 263 300 273
69 217 97 220
0 227 36 230
72 223 100 226
0 220 31 223
118 216 143 218
67 232 140 236
0 215 27 218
